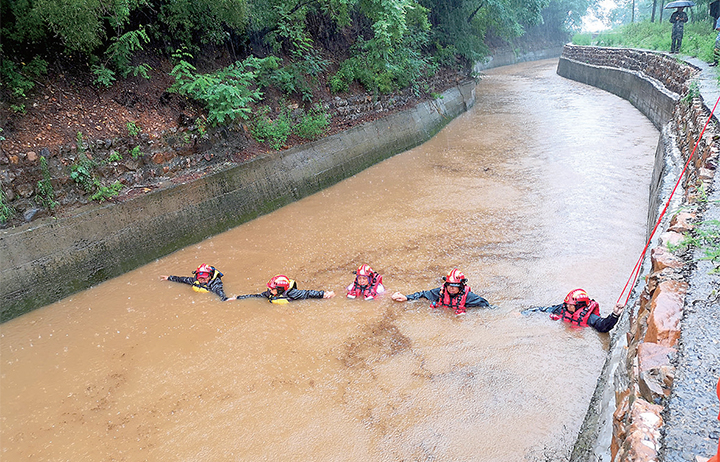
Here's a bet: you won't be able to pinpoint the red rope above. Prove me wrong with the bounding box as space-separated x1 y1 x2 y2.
616 94 720 307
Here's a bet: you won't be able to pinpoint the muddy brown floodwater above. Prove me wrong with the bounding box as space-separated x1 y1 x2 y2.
1 59 659 461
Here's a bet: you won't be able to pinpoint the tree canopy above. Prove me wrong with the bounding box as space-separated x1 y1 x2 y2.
1 0 596 105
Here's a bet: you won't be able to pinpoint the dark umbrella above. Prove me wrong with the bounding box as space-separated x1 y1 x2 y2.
665 1 695 8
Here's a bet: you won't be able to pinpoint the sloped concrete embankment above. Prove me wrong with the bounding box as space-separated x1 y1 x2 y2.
558 45 720 462
0 80 476 322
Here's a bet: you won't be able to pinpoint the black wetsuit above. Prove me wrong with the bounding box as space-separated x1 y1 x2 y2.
167 275 229 301
524 304 620 333
405 287 490 307
236 288 326 302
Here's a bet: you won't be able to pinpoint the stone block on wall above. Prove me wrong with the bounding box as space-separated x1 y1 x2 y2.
644 280 688 347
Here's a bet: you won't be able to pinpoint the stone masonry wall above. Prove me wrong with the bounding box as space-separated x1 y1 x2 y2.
559 46 719 462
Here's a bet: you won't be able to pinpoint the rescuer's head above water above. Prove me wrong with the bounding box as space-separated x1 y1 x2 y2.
441 268 467 296
562 288 591 313
267 274 292 296
346 264 385 300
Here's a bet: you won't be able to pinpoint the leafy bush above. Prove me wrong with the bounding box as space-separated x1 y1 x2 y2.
0 189 16 225
0 56 48 98
294 104 330 139
127 121 142 137
70 158 95 192
170 54 276 126
106 27 151 77
157 0 248 51
36 156 58 211
252 106 292 150
130 146 144 159
91 181 123 202
92 64 117 87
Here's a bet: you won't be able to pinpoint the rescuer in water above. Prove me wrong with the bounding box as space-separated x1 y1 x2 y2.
391 268 490 314
523 288 624 332
233 274 335 304
160 263 230 301
346 264 385 300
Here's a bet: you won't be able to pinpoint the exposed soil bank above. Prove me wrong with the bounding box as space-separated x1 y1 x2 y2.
558 45 720 462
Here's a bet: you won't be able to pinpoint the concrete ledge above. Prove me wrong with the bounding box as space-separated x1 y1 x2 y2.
557 56 679 130
0 81 475 322
473 46 565 72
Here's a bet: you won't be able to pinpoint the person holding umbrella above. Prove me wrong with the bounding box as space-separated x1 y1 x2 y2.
667 2 692 53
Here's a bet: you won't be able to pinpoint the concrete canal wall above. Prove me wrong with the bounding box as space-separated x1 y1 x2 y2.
558 45 720 462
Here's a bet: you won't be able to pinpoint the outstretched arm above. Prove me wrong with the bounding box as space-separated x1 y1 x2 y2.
233 293 266 300
589 304 624 333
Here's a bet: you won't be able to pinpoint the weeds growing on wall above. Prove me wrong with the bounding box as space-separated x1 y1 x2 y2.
36 156 58 211
668 184 720 275
91 181 124 202
252 106 292 150
670 214 720 274
294 104 330 140
0 189 15 225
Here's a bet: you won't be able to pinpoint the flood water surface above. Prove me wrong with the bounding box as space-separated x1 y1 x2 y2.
1 59 658 461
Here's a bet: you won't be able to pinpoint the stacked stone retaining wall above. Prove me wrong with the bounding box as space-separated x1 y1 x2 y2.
559 45 720 462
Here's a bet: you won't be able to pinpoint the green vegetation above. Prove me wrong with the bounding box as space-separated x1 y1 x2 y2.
91 181 124 202
70 158 95 193
0 189 15 225
36 156 58 211
169 52 274 126
294 104 330 140
1 0 594 125
126 121 142 137
252 106 293 150
573 19 717 63
130 146 144 159
669 212 720 274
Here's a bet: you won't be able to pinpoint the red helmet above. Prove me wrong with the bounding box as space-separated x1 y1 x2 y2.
354 264 375 277
443 269 467 287
564 289 590 307
267 275 291 292
194 264 214 278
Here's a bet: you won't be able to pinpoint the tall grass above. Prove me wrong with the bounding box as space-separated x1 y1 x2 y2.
573 20 716 63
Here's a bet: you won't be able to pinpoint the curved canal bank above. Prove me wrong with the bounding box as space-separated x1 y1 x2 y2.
558 45 720 462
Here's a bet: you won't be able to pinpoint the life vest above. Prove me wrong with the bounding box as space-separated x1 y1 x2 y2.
431 286 471 314
268 279 297 304
192 268 223 293
347 273 383 300
553 300 600 327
